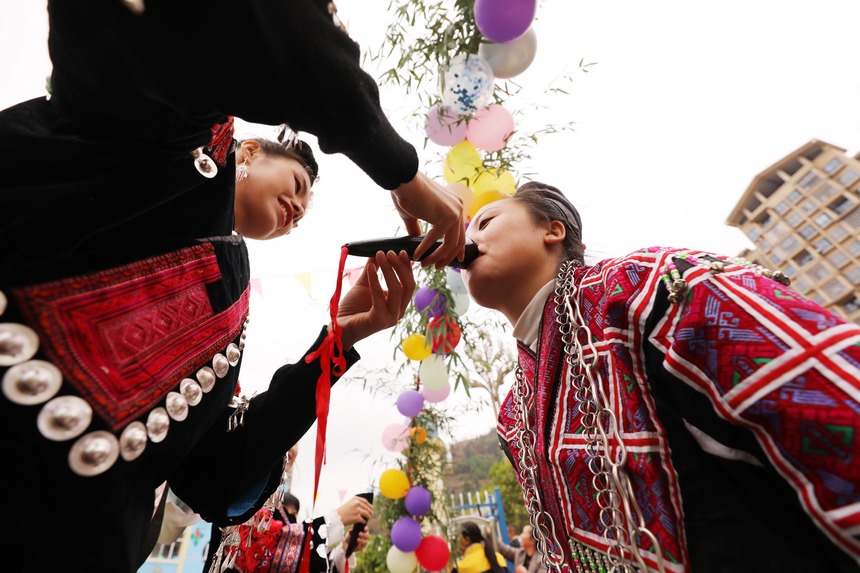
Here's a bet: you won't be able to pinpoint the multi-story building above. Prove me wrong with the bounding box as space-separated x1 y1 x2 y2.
727 139 860 324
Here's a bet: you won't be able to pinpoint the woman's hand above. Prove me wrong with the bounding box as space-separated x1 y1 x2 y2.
336 496 374 527
340 530 370 553
337 250 416 350
390 171 465 269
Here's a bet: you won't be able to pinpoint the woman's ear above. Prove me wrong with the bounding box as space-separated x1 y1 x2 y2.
544 220 566 245
238 140 262 162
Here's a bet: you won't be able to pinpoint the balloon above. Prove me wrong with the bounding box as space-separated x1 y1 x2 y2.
446 182 475 214
410 426 428 443
428 316 462 354
470 189 507 219
424 105 468 146
474 0 537 44
441 54 495 115
467 105 515 152
451 291 471 316
415 535 451 572
421 382 451 403
414 286 446 318
445 267 468 295
472 168 517 196
382 423 410 453
397 390 425 418
443 141 483 186
478 27 538 79
386 546 418 573
404 486 432 517
391 517 423 552
402 333 432 361
379 468 411 499
419 355 448 391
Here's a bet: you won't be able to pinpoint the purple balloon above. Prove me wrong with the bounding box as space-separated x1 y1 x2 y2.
404 486 433 517
414 287 446 318
474 0 537 43
391 516 423 552
397 390 425 418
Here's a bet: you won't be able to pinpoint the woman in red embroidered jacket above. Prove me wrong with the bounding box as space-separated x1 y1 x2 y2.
461 182 860 572
0 0 440 571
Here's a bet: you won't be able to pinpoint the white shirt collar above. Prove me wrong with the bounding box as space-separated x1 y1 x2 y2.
512 279 556 352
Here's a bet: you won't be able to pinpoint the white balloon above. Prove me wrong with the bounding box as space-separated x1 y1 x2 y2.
445 267 468 294
478 27 538 79
441 54 495 115
386 546 418 573
451 291 471 315
419 355 448 391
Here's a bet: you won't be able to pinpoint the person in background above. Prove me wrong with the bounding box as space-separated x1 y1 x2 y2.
506 524 521 549
452 521 507 573
496 525 546 573
463 181 860 572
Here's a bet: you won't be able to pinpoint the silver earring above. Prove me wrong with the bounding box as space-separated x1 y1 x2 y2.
235 160 249 182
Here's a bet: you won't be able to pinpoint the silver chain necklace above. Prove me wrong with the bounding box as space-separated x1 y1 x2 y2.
512 261 667 573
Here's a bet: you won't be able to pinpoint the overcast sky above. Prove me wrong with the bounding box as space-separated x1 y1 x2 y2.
3 0 859 519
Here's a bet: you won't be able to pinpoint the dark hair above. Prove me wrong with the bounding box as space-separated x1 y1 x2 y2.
282 492 301 513
250 137 319 185
513 181 585 264
460 522 505 573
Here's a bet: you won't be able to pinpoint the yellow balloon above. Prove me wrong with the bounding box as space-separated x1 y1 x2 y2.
402 333 432 361
443 141 482 185
380 468 411 499
446 182 475 214
469 189 507 219
472 168 517 196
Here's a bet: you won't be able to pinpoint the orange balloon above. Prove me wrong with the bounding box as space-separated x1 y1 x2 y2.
410 427 428 444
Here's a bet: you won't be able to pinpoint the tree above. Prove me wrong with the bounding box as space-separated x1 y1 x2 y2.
487 458 529 531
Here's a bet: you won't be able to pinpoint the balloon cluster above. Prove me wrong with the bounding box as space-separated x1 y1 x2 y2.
424 0 539 220
379 469 451 573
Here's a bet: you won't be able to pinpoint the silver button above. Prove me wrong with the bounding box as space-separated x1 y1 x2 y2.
119 421 148 461
226 343 241 367
2 360 62 405
146 407 170 443
180 378 202 406
0 290 7 316
0 323 39 366
68 431 119 476
212 353 229 378
192 148 218 179
37 395 93 441
165 391 189 421
197 366 216 393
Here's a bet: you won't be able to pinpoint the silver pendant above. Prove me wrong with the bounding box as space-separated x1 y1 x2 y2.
146 407 170 443
68 431 120 476
2 360 62 405
119 421 148 461
192 147 218 179
37 395 93 441
0 323 39 367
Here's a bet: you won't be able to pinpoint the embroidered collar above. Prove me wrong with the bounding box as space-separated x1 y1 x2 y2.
512 279 556 352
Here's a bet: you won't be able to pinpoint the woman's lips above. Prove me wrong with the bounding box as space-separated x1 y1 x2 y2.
278 198 293 229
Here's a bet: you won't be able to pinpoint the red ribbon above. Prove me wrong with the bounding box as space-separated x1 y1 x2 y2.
304 246 349 508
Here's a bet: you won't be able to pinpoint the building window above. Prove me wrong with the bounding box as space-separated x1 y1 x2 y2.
794 250 814 267
838 170 859 188
845 266 860 285
838 294 860 315
800 199 816 214
814 238 833 254
847 239 860 255
775 201 790 215
844 207 860 229
830 196 854 216
822 278 849 299
778 235 799 254
823 158 844 174
756 212 773 227
799 171 821 189
828 250 849 268
746 227 761 241
814 212 832 228
813 183 837 203
770 252 783 265
793 276 812 294
807 261 831 281
787 189 803 203
783 263 797 277
785 211 803 227
830 225 849 242
810 293 827 306
799 224 817 239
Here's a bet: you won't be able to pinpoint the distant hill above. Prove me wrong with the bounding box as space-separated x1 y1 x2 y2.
444 429 504 494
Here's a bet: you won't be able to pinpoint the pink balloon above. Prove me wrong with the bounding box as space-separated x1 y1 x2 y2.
382 423 410 452
424 105 468 146
421 383 451 403
467 105 515 152
474 0 537 44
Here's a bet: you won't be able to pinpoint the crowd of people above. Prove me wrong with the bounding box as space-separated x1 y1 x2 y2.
2 1 859 573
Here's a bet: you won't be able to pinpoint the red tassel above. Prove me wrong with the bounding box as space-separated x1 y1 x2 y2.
298 523 313 573
304 246 349 506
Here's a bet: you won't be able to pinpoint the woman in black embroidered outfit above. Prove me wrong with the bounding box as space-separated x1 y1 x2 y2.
0 0 459 570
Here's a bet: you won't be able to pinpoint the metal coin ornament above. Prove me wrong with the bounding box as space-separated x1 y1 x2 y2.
478 27 538 78
441 54 495 115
